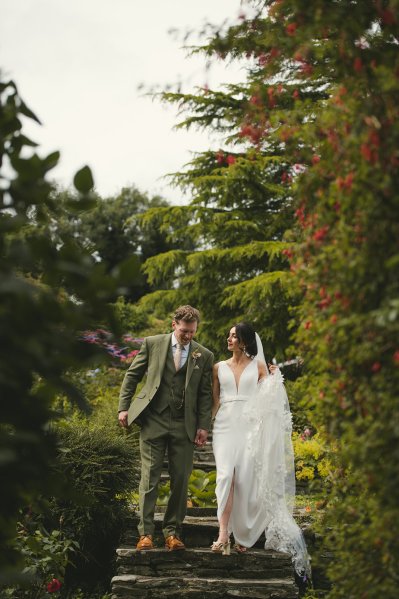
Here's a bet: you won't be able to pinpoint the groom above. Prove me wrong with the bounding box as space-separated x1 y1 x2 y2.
118 305 213 551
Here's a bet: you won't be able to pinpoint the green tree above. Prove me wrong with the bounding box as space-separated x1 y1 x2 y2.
137 82 310 358
0 77 136 574
53 185 180 300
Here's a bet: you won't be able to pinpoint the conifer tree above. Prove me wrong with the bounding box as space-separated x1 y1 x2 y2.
138 20 325 357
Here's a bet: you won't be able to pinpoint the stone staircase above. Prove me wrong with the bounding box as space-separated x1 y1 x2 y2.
110 433 311 599
112 512 299 598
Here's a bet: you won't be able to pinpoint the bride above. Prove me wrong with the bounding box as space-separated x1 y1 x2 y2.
211 322 310 577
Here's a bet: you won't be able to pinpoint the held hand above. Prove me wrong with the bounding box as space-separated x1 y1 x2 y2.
194 429 208 446
118 410 129 428
268 364 279 375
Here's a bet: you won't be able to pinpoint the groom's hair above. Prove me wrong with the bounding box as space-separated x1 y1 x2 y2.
173 305 201 324
235 322 257 358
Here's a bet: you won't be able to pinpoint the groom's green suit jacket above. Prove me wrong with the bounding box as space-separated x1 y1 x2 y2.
118 333 213 441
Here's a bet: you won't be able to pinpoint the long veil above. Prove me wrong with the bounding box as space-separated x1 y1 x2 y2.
245 333 311 577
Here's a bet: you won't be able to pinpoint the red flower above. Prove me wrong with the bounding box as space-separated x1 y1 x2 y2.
267 87 276 108
371 362 381 373
354 57 363 72
300 62 313 76
293 89 300 100
313 226 329 242
46 579 62 593
337 172 354 190
312 154 320 165
304 321 312 330
369 130 380 147
319 297 331 310
227 155 236 165
330 314 338 324
393 350 399 365
286 22 297 36
250 94 262 106
361 143 373 161
216 151 225 165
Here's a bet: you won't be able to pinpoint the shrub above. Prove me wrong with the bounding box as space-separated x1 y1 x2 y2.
49 422 139 592
293 431 332 484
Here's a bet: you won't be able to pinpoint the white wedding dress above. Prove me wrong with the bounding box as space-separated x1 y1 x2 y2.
212 359 311 577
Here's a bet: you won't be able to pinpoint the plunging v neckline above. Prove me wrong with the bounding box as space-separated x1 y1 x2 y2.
224 360 254 393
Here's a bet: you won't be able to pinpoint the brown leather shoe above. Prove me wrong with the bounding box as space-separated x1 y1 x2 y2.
165 535 185 551
136 535 154 550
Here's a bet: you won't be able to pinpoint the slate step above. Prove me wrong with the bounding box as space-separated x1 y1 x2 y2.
162 460 216 473
124 514 218 548
116 547 293 581
124 512 314 550
111 574 298 599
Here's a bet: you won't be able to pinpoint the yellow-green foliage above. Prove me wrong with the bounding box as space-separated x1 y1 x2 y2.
293 432 331 482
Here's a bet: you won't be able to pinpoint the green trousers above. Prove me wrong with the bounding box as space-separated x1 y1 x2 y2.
138 407 194 538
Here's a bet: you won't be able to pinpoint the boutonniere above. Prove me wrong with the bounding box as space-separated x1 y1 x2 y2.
191 350 202 362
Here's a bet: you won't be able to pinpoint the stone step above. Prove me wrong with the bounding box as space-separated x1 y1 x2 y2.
124 513 219 548
111 574 298 598
162 460 216 473
124 512 313 550
116 547 293 581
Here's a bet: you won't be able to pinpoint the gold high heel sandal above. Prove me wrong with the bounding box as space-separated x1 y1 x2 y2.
211 531 231 555
233 543 247 554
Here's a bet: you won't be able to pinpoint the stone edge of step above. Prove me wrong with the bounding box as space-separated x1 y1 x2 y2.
116 547 293 561
111 574 297 587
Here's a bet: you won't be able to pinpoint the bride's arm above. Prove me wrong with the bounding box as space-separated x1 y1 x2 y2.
211 363 221 419
258 361 268 381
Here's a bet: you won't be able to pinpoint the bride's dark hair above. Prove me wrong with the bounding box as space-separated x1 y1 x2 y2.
234 322 257 358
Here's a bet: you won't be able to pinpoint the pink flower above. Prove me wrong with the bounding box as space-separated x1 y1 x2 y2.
46 579 62 593
227 155 236 165
371 362 381 373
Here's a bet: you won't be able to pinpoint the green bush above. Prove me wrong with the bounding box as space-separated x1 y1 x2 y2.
49 422 139 593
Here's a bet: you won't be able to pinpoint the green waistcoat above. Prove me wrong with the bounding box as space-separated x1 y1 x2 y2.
150 345 188 416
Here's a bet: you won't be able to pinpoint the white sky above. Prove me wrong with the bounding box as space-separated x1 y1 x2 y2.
0 0 246 203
